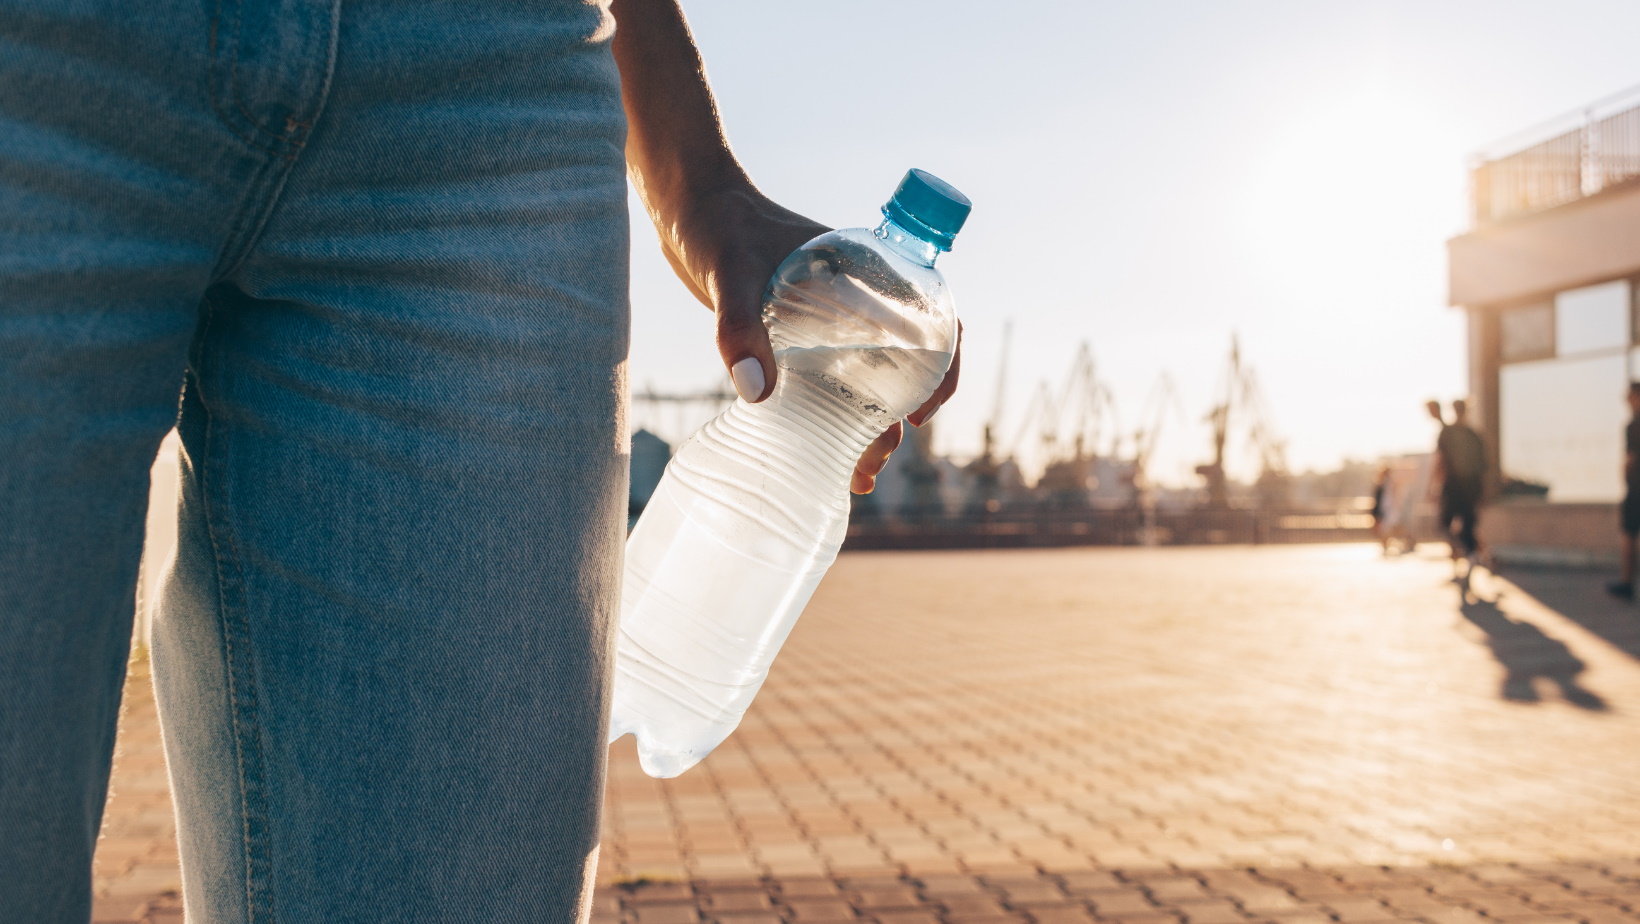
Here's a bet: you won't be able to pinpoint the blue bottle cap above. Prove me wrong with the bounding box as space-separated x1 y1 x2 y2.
882 168 971 252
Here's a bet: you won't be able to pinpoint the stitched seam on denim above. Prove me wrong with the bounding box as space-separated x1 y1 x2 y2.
225 0 336 152
213 150 306 282
207 0 302 158
208 154 278 283
195 296 275 923
224 110 300 160
218 0 340 280
224 0 297 148
208 0 291 158
207 4 339 281
229 54 304 151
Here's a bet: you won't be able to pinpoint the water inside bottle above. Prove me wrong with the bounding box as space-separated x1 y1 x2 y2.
610 213 962 778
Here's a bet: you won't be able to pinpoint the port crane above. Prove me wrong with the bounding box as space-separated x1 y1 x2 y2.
1194 335 1288 509
965 321 1012 513
1126 373 1184 501
1006 342 1119 503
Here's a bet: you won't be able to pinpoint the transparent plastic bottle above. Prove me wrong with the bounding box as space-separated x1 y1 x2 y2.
610 169 971 777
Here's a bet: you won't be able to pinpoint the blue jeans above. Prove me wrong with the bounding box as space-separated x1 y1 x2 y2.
0 0 630 919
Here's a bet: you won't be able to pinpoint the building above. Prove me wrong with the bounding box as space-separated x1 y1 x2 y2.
1448 85 1640 566
628 428 671 528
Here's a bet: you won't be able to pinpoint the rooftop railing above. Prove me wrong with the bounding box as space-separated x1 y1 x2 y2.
1471 83 1640 227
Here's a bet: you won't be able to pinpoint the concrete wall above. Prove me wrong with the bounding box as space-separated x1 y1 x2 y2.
1483 500 1621 568
1449 181 1640 308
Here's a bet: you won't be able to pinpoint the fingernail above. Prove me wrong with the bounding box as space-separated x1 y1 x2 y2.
731 357 765 403
914 405 940 427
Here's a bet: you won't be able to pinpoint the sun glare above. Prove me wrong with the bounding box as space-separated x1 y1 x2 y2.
1240 81 1467 308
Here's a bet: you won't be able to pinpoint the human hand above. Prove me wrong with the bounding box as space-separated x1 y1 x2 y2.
848 322 962 495
661 182 962 495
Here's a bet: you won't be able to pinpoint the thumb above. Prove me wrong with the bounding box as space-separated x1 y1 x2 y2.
717 289 777 404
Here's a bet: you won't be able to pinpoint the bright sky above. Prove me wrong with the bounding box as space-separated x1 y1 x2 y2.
627 0 1640 486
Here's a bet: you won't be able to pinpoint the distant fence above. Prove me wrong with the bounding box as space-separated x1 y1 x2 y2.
1472 84 1640 226
846 508 1449 554
844 507 1408 551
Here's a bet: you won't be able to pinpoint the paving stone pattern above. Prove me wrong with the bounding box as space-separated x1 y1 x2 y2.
92 656 181 924
93 546 1640 922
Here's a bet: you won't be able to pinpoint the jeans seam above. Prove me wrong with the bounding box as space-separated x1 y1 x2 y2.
195 296 276 923
209 154 274 281
207 0 304 158
205 0 339 280
210 151 292 283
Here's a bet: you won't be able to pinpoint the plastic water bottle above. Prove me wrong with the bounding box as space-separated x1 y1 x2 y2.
610 169 971 777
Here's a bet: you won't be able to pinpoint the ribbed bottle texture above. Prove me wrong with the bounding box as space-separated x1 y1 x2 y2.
611 218 961 778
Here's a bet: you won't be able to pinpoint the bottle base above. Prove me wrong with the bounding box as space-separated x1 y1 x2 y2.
605 728 701 779
608 672 746 779
607 714 736 779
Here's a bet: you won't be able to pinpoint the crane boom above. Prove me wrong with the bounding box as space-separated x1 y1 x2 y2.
981 321 1013 460
1195 334 1287 509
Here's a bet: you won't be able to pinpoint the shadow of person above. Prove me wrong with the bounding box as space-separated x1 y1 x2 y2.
1498 567 1640 664
1457 592 1609 711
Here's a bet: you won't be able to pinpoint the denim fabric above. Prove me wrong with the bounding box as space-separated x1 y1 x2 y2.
0 0 630 919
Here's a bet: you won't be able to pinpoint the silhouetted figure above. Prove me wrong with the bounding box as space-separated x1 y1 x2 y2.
1607 382 1640 600
1432 399 1487 577
1370 464 1391 553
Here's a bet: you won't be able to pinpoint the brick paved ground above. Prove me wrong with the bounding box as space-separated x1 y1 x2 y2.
93 545 1640 922
93 656 181 923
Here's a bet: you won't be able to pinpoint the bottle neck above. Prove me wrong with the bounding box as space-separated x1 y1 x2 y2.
874 216 941 267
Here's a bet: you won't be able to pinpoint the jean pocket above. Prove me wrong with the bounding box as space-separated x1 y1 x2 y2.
208 0 337 159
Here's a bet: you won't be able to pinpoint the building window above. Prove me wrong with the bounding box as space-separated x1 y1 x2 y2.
1497 282 1632 501
1501 353 1628 502
1500 302 1554 363
1555 280 1629 355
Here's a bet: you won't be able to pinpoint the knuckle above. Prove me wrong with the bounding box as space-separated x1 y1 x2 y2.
717 310 761 334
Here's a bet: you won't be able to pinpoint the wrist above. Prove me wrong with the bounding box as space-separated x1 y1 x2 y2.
638 151 751 228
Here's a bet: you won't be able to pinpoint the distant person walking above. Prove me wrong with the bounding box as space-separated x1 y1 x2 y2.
1430 399 1488 575
1606 383 1640 600
1371 463 1391 553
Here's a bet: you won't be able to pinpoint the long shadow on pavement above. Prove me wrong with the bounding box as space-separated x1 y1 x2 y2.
1457 587 1609 710
1498 566 1640 664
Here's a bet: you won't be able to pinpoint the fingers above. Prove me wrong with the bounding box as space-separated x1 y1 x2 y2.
851 421 904 495
908 320 963 427
716 284 776 402
652 183 832 405
659 242 714 311
848 321 958 494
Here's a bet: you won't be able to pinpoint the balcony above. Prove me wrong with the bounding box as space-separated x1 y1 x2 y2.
1471 83 1640 227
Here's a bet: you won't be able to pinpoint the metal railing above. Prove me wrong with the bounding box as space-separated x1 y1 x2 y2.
1471 83 1640 227
843 505 1425 551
